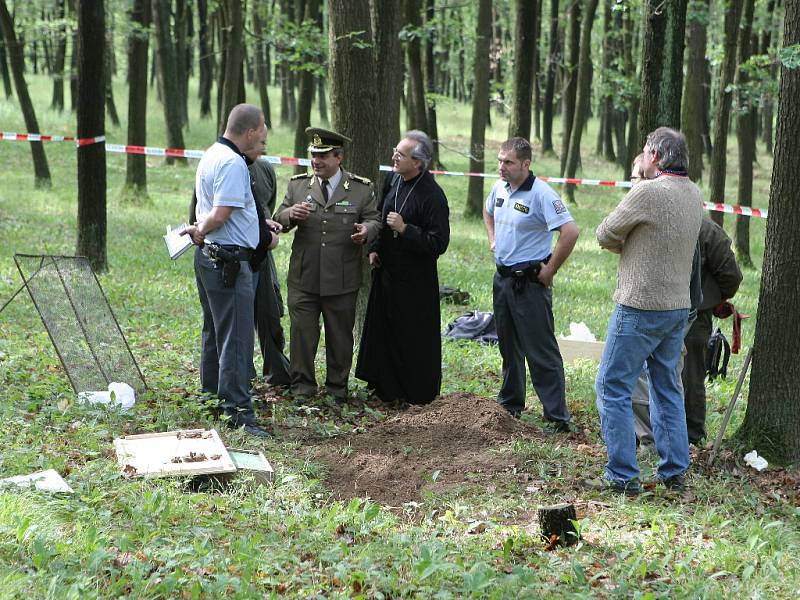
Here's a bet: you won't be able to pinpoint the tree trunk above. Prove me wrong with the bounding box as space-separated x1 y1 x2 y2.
541 0 558 153
0 40 11 98
760 0 778 155
0 0 51 187
371 0 403 190
317 76 328 124
218 0 244 134
622 5 638 177
465 0 492 218
736 0 800 464
532 0 542 140
708 0 743 226
152 0 187 164
734 0 756 269
681 0 709 182
175 0 189 126
69 0 78 111
197 0 212 117
600 0 615 162
423 0 441 168
126 0 150 194
508 0 537 140
76 0 107 272
560 0 580 176
105 35 120 127
50 0 67 111
293 0 321 174
637 0 687 150
563 0 598 204
252 1 271 128
328 0 379 182
404 0 428 132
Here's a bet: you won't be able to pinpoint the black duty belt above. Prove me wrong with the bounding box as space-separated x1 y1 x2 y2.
205 244 254 261
496 256 549 278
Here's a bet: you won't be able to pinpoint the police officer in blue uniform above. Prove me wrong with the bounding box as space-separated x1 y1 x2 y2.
482 137 580 430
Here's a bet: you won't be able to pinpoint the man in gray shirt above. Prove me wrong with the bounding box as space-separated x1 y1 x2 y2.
588 127 703 494
184 104 273 437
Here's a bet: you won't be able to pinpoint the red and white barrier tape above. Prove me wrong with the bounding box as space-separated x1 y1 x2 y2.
703 202 767 219
2 132 769 218
1 131 74 142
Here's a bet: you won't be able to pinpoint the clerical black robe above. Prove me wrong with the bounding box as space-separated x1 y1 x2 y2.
355 170 450 404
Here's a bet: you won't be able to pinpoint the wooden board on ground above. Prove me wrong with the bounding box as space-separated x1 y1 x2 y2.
558 339 605 363
114 429 236 478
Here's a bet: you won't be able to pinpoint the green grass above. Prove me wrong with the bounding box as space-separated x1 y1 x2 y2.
0 75 795 598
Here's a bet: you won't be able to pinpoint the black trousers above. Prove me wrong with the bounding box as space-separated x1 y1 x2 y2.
253 253 290 386
492 272 569 422
682 308 713 444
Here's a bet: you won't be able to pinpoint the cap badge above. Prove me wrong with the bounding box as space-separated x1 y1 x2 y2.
312 134 323 146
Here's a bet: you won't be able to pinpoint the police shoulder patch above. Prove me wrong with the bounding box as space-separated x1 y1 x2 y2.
513 202 530 214
552 198 567 214
495 197 505 207
350 174 372 186
290 172 311 180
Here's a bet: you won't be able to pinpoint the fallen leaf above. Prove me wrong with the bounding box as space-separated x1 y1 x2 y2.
467 521 487 534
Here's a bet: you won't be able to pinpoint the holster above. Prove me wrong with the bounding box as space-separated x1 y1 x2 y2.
207 243 241 288
497 260 545 293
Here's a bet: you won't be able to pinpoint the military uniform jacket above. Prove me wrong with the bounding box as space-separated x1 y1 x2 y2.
275 169 380 296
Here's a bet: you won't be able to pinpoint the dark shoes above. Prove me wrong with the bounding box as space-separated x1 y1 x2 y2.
541 420 572 434
652 473 686 491
226 421 273 438
582 477 641 496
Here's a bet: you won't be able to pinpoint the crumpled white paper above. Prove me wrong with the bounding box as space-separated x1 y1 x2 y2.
78 381 135 411
744 450 768 471
560 322 597 342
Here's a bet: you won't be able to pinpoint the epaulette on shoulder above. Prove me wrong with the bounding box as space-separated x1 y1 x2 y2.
290 172 312 180
350 174 372 185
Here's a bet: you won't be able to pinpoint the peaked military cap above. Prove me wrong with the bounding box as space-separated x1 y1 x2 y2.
306 127 352 153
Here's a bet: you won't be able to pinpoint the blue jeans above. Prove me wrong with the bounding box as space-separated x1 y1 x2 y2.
595 304 690 485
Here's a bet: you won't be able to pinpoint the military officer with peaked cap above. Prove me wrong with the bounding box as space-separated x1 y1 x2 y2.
275 127 380 402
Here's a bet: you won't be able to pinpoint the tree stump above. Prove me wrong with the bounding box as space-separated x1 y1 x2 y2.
538 503 580 547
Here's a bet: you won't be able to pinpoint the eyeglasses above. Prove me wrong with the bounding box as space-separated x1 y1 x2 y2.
392 148 409 159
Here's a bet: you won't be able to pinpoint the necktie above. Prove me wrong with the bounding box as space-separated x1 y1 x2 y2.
321 179 329 203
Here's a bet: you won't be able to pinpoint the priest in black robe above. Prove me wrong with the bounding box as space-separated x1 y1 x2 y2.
356 130 450 404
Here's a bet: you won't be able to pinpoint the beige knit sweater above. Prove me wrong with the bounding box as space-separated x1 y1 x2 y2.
596 176 703 310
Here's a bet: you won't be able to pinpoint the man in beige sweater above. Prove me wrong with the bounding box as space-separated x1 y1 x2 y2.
587 127 703 494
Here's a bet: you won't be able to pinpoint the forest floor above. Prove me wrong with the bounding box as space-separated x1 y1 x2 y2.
0 78 797 598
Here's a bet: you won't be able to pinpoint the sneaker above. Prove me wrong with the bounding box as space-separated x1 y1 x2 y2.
581 477 640 496
653 473 686 491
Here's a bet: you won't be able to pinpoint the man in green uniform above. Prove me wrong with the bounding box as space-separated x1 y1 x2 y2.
274 127 380 402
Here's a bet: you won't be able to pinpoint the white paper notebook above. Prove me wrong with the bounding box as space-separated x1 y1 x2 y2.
164 224 193 260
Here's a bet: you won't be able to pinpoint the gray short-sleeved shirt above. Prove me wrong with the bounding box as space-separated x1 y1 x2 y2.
485 172 573 266
194 141 259 249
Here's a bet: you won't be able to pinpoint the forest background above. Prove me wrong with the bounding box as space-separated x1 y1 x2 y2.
0 0 799 597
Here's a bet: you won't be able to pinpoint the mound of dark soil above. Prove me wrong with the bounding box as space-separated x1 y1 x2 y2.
315 392 535 505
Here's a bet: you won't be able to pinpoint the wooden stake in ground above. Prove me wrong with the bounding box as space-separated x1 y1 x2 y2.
538 503 580 548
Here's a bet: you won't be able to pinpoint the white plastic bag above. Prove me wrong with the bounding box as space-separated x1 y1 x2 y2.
78 382 135 411
743 450 768 471
560 322 597 342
